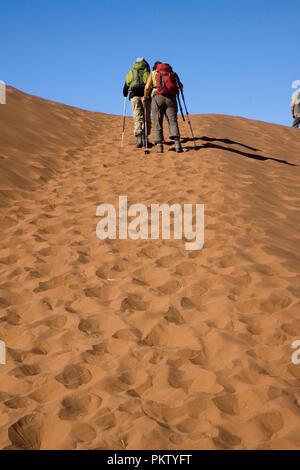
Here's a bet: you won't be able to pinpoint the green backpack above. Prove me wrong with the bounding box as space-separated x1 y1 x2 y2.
126 61 150 94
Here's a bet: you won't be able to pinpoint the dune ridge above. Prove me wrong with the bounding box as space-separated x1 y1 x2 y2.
0 86 300 450
0 86 106 206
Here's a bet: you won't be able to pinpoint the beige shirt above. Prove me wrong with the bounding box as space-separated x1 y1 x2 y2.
291 90 300 106
291 90 300 117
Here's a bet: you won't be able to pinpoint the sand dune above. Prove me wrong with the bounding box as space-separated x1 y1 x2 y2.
0 86 300 450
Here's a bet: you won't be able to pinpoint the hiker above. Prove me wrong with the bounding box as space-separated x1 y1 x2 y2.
123 58 152 148
291 88 300 128
143 61 183 153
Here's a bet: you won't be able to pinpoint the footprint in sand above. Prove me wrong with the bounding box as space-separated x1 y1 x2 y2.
95 264 112 280
92 408 116 431
84 285 118 302
214 426 241 449
213 394 240 415
143 324 169 348
1 310 22 325
121 293 149 311
281 322 300 336
175 261 197 276
138 245 161 259
56 364 92 389
71 423 97 443
8 413 43 450
81 342 108 365
31 340 52 355
7 348 28 363
78 316 103 337
4 396 35 410
260 292 292 313
13 363 41 378
59 393 102 420
156 255 178 268
132 266 166 287
40 314 68 329
164 305 185 325
34 273 74 293
256 412 284 437
112 327 142 342
158 278 182 295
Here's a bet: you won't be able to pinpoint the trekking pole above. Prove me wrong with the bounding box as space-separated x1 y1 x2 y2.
121 97 127 147
177 93 185 122
175 76 185 122
143 100 149 155
180 89 197 149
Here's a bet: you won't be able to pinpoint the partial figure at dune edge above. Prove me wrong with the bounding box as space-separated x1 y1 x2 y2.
144 61 183 154
123 58 152 148
291 88 300 129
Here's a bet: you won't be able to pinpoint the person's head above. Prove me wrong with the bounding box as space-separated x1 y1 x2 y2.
135 57 150 72
153 61 162 71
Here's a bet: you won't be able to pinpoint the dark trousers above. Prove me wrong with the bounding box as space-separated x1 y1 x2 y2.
151 95 180 143
292 117 300 128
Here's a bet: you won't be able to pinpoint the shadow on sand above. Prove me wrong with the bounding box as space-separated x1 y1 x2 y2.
174 136 297 166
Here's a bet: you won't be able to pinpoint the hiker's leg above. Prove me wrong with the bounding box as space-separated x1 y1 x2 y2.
165 97 180 140
151 95 164 143
131 96 144 136
292 117 300 128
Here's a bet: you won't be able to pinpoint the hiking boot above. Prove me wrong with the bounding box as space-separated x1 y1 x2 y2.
175 140 183 153
136 135 143 148
156 143 163 153
143 136 153 148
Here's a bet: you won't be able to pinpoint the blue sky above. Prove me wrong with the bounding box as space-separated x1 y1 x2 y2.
1 0 299 126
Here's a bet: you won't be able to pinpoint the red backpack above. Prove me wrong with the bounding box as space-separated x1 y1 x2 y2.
155 63 179 97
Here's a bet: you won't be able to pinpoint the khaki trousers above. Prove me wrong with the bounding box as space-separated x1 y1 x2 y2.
130 96 151 136
293 116 300 128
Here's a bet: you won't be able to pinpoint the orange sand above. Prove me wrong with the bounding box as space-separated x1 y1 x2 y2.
0 86 300 450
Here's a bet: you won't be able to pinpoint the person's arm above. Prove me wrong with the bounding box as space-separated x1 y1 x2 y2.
143 74 153 99
123 71 132 97
123 82 129 97
175 73 183 91
291 104 295 119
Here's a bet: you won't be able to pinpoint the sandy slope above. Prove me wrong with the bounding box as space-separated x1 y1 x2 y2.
0 87 300 450
0 86 102 206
